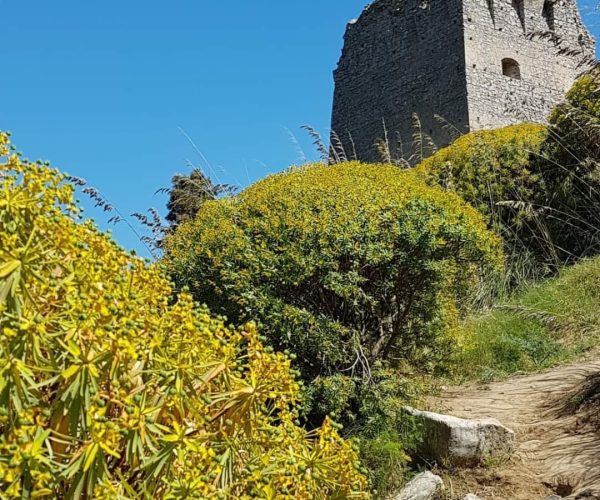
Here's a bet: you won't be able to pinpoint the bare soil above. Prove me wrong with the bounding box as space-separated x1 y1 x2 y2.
430 360 600 499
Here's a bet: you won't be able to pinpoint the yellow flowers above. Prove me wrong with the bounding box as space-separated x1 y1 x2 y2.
0 131 369 498
415 123 547 219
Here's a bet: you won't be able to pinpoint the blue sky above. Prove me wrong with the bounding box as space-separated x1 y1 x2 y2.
2 1 599 257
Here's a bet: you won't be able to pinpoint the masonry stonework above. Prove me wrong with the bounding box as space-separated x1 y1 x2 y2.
331 0 596 163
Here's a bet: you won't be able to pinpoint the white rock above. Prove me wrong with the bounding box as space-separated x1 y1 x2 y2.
464 495 483 500
395 471 444 500
405 407 515 467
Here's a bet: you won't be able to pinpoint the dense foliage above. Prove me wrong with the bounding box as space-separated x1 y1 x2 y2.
416 69 600 276
164 162 501 432
0 132 368 499
536 65 600 263
415 124 546 222
415 124 550 281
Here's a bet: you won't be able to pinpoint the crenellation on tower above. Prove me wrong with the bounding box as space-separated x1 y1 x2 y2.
331 0 596 163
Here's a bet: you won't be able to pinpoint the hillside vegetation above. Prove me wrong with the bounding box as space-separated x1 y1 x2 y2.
535 66 600 263
453 256 600 382
418 67 600 281
416 123 547 227
415 123 548 287
161 66 600 497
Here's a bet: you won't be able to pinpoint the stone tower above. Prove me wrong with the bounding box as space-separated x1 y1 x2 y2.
331 0 596 163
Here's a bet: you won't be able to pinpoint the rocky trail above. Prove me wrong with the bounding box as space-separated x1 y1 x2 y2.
431 360 600 499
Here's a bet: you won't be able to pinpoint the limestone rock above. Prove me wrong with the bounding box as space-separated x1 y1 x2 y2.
405 407 515 467
395 471 444 500
464 495 482 500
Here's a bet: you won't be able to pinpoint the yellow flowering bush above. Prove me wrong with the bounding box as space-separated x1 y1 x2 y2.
415 124 550 284
415 123 547 223
165 162 501 371
0 132 369 499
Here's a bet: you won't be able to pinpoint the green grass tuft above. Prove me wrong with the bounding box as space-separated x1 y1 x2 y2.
454 256 600 382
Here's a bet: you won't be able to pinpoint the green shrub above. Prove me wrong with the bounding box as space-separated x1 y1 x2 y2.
415 124 549 285
358 422 420 497
416 124 547 221
164 162 501 432
536 65 600 263
0 133 368 499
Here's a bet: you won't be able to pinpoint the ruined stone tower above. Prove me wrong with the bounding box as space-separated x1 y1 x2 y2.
331 0 596 163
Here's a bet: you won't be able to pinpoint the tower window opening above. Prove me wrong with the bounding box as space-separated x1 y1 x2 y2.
502 58 521 79
543 0 555 31
512 0 525 31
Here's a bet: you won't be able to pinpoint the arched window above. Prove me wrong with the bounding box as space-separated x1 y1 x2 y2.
502 58 521 80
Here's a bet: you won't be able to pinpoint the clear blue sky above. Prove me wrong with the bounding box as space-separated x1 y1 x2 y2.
2 1 599 258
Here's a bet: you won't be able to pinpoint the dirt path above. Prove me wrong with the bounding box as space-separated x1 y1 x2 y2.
431 360 600 499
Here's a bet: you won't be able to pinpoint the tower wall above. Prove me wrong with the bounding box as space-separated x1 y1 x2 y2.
331 0 468 163
464 0 596 131
331 0 596 164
